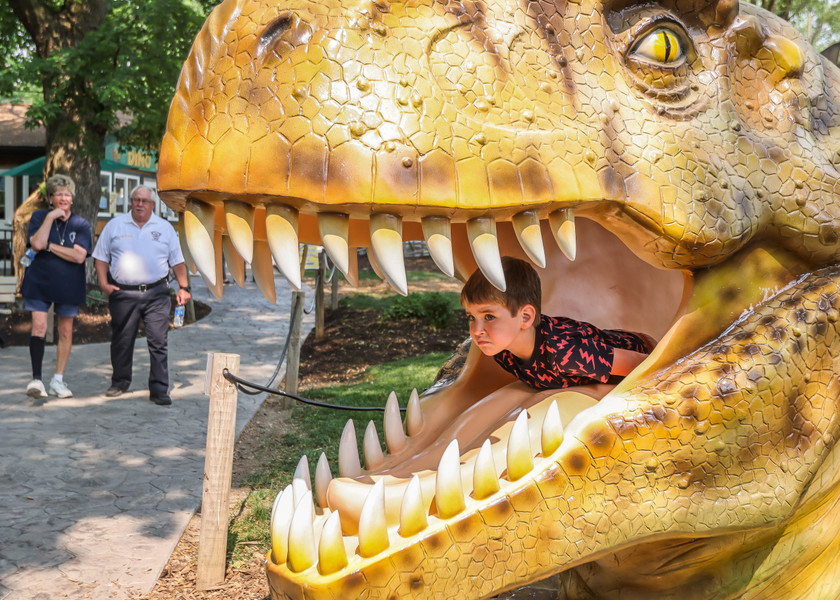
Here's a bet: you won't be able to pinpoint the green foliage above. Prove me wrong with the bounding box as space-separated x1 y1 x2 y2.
226 352 449 562
0 0 219 153
753 0 840 50
86 289 106 306
338 291 461 329
381 292 459 329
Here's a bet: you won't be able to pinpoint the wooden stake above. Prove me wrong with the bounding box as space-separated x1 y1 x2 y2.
285 290 305 395
315 250 325 340
330 262 339 310
196 352 240 590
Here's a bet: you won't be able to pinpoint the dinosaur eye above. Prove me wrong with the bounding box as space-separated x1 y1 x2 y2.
630 27 685 66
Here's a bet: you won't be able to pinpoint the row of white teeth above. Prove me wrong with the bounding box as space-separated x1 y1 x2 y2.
269 393 566 576
183 199 577 295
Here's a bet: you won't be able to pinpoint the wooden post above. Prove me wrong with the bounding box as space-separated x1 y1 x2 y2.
330 263 339 310
315 250 325 340
285 290 305 395
196 352 240 590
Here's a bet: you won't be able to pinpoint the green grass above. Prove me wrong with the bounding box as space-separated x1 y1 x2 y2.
226 351 450 563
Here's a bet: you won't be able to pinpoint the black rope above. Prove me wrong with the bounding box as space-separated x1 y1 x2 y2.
222 368 405 412
235 292 301 395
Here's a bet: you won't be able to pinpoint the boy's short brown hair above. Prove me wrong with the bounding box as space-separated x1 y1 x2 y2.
460 256 542 317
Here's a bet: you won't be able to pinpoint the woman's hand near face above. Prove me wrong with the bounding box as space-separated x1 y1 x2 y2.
48 206 70 221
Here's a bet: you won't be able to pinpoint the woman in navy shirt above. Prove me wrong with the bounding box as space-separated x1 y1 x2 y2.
20 174 92 399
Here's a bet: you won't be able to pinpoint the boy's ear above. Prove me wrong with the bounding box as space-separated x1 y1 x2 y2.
519 304 537 329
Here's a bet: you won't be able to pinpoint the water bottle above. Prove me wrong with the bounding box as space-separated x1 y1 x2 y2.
20 249 36 267
173 304 185 328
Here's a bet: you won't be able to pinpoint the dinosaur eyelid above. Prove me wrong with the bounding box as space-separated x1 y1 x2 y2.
629 27 686 66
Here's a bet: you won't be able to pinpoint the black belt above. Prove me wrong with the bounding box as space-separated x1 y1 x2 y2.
112 276 168 292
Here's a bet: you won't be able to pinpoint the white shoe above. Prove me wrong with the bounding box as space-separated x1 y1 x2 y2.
49 377 73 398
26 379 47 398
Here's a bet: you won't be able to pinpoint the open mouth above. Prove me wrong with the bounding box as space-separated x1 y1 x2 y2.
172 196 686 580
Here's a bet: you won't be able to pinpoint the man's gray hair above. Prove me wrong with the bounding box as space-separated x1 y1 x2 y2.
129 184 156 202
45 174 75 198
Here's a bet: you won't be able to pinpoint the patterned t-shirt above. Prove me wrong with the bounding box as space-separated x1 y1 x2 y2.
493 315 648 390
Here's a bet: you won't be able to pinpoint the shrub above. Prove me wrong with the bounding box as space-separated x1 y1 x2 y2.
382 292 456 329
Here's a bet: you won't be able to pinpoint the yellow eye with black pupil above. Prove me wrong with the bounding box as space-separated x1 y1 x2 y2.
633 28 683 65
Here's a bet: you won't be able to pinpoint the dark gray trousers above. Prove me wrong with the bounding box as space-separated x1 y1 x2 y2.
108 284 171 396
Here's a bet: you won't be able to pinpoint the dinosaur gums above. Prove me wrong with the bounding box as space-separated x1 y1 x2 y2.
158 0 840 598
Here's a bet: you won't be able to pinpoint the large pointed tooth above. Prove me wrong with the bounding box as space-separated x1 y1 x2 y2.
383 391 407 454
318 510 348 575
338 420 362 478
270 486 294 564
266 204 302 290
359 479 389 557
294 455 311 490
178 213 197 274
223 200 255 264
421 216 454 277
365 247 386 282
541 400 564 456
364 421 385 470
405 388 423 436
251 240 277 304
184 199 218 286
314 453 332 509
549 208 576 261
370 213 407 296
318 213 350 275
506 410 533 481
436 439 465 519
399 474 427 537
472 439 500 500
292 477 311 510
288 491 317 572
466 217 505 291
511 210 546 268
221 235 245 287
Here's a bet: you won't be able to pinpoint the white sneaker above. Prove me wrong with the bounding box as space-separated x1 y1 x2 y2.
49 377 73 398
26 379 47 398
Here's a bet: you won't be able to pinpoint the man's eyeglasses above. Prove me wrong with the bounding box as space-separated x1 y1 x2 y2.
130 197 154 204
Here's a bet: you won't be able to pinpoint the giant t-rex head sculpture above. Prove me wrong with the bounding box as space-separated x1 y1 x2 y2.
158 0 840 597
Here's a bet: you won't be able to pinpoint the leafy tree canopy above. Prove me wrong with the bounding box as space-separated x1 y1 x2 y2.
0 0 218 154
753 0 840 51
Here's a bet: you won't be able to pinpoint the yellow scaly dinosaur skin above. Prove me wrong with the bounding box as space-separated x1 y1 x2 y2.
159 0 840 597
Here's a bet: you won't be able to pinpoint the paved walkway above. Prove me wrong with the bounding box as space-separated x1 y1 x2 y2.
0 275 313 600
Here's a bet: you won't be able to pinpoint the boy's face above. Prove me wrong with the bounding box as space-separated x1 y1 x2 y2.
462 301 536 357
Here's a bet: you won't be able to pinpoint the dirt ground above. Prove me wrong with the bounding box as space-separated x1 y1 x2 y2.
1 292 212 347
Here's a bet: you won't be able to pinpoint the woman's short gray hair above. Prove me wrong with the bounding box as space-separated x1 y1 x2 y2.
45 174 76 198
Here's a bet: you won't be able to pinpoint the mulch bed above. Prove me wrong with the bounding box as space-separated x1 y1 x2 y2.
1 295 211 346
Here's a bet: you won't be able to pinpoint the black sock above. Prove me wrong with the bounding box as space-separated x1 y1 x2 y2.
30 336 45 380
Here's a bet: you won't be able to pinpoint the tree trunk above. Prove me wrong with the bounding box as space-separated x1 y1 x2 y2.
8 0 108 227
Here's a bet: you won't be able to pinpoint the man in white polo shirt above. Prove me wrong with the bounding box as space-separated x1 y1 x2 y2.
92 185 191 406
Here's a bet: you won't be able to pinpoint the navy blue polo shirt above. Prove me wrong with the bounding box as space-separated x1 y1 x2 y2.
20 210 92 306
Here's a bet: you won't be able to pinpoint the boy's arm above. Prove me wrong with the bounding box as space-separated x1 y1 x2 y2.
610 348 649 377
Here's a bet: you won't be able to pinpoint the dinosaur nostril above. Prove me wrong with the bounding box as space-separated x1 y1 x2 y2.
257 12 311 57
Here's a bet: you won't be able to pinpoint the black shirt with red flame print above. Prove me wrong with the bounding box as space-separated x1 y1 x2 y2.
493 315 648 390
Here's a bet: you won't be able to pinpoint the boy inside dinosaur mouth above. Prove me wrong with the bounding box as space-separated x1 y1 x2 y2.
256 212 685 572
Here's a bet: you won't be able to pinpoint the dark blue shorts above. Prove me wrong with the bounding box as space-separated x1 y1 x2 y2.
23 297 80 318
